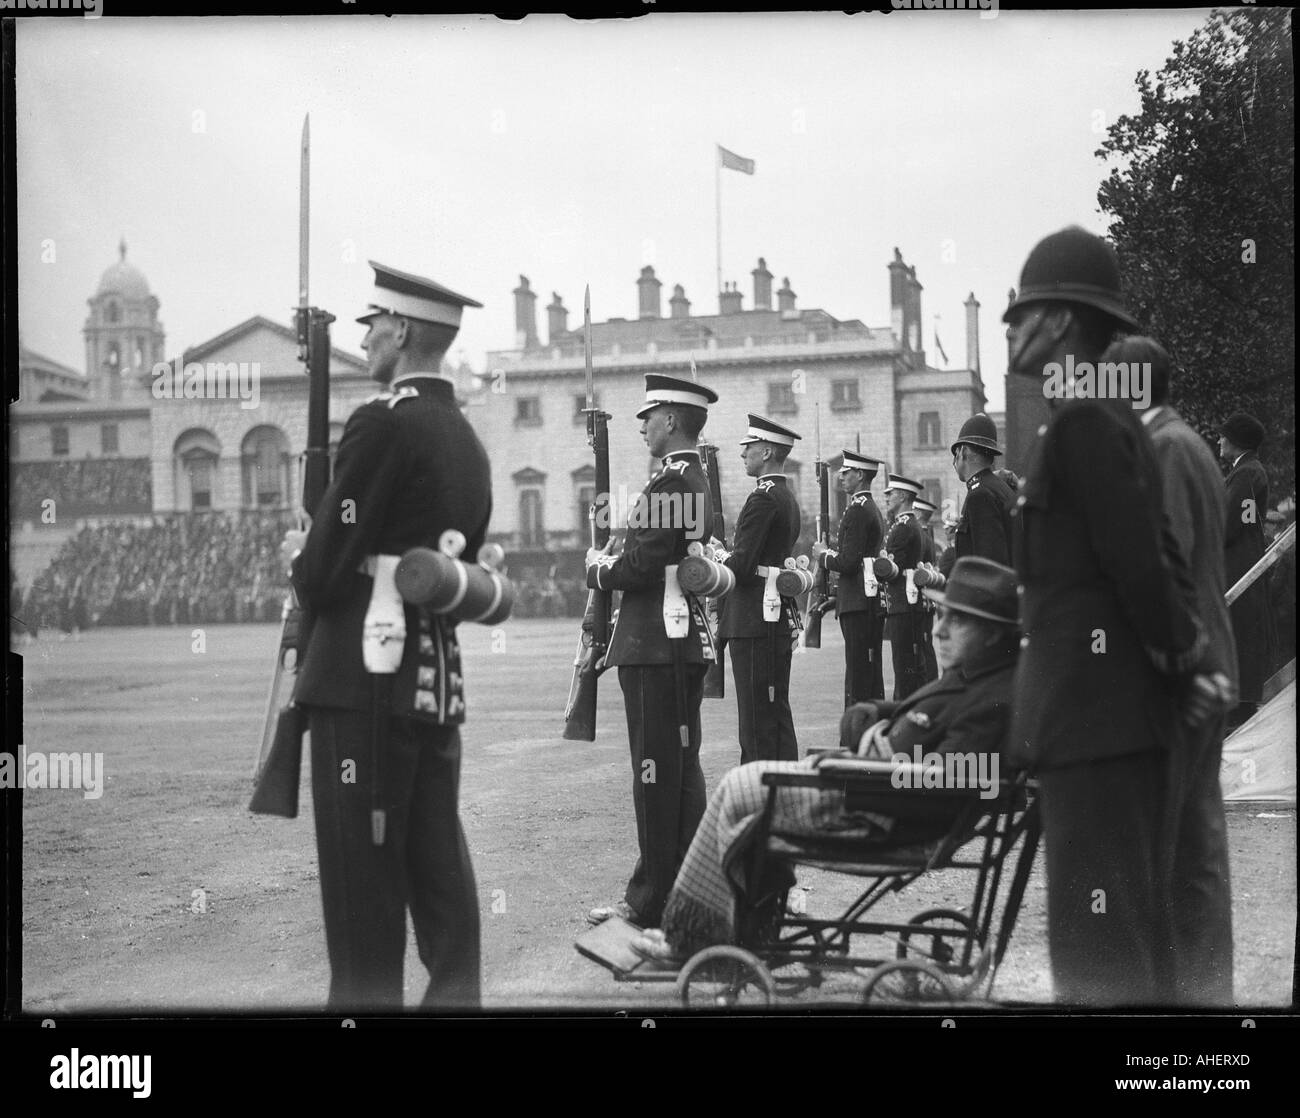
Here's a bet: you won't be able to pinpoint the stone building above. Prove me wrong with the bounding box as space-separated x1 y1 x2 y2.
473 250 989 567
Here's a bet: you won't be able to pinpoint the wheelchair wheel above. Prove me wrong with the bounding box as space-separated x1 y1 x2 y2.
861 959 956 1004
896 908 981 970
676 946 778 1009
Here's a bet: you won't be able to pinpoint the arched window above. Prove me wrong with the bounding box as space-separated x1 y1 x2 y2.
241 425 291 508
174 428 221 512
106 302 120 324
520 490 544 548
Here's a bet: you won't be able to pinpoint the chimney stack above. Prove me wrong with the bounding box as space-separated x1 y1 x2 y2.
888 248 908 346
964 292 980 375
547 292 568 345
718 281 743 316
907 266 924 357
777 277 797 316
751 257 773 310
637 265 662 319
513 275 538 350
669 284 691 319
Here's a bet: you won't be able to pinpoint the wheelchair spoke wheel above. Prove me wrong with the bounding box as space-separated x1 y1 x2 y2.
676 946 777 1009
896 908 980 971
861 959 956 1004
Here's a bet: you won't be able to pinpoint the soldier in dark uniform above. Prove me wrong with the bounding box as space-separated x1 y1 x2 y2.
880 473 929 700
813 451 886 706
913 497 941 683
1219 412 1273 727
718 414 803 764
585 374 717 928
1004 226 1233 1005
950 413 1014 566
284 261 488 1011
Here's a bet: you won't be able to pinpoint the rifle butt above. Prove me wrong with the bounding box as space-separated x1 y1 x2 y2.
562 657 599 741
703 650 726 699
248 705 305 817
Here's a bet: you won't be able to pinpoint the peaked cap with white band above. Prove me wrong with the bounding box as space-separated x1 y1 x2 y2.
913 498 938 515
356 260 483 329
634 373 719 419
884 472 924 496
839 450 883 474
739 413 801 447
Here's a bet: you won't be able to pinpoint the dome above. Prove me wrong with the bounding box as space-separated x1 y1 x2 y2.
96 238 151 300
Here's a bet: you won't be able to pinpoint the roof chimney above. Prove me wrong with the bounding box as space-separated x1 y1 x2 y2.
964 291 980 375
718 281 743 316
637 265 662 319
669 284 691 319
513 275 538 350
547 292 568 346
752 257 773 311
907 265 924 357
777 277 797 316
888 249 909 348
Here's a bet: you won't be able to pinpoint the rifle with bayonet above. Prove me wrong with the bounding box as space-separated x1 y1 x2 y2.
694 357 727 699
249 114 333 816
802 403 835 648
562 288 611 741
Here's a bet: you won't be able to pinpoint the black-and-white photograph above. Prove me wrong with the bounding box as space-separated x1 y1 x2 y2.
7 4 1294 1035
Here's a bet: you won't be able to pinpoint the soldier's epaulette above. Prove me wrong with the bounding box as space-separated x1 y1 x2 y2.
756 479 775 494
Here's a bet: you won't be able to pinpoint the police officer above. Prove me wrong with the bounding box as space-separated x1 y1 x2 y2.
950 414 1014 566
719 414 803 764
814 451 886 705
913 497 941 683
1004 226 1233 1005
880 473 929 700
585 374 717 927
1219 411 1273 727
285 261 487 1010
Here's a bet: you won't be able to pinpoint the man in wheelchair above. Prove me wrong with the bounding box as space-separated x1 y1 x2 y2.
631 556 1021 964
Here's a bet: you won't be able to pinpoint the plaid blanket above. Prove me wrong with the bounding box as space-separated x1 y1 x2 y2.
661 760 893 955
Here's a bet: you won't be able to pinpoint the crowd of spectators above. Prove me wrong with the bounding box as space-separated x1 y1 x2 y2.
11 459 153 519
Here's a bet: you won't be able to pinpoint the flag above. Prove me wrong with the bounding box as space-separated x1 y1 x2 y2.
934 322 949 366
718 145 755 175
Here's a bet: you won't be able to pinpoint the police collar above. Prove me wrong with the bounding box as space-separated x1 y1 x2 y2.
966 467 992 489
663 449 701 465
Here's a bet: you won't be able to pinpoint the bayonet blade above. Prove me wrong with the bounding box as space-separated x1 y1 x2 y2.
299 114 310 311
584 286 595 444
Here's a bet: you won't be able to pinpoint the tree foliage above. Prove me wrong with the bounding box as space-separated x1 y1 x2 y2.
1097 7 1294 496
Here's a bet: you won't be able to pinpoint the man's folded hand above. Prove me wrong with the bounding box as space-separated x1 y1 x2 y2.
839 702 880 751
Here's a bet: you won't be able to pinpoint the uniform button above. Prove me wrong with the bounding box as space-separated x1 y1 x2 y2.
1016 585 1025 596
1017 495 1026 507
1037 424 1048 436
1020 636 1030 649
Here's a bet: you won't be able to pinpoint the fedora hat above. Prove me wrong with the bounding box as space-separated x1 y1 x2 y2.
922 556 1019 626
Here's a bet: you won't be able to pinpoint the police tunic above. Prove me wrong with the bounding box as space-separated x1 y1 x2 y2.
822 489 886 704
953 467 1014 566
718 474 801 764
291 373 488 1011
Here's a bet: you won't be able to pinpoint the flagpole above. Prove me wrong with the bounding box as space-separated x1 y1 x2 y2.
715 146 722 309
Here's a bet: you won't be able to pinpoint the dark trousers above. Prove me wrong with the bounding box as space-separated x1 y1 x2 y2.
1038 751 1174 1006
920 609 938 683
618 663 708 925
840 610 885 707
885 611 928 700
1166 715 1235 1005
309 708 481 1012
729 632 798 765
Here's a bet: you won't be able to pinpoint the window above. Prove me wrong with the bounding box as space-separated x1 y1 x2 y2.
831 379 861 410
767 381 797 415
184 450 216 510
242 426 291 508
918 411 941 448
516 396 542 426
101 424 119 455
51 425 69 457
107 302 120 324
922 478 943 506
520 489 544 547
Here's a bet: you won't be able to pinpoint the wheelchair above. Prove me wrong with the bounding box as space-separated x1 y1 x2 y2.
578 756 1041 1009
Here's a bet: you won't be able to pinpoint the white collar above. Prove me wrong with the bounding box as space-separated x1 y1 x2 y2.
392 371 454 389
1140 405 1163 427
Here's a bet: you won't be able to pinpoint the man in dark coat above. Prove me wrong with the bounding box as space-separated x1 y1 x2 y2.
1108 334 1237 1005
1219 411 1273 727
813 450 886 705
913 497 941 682
630 556 1022 962
585 374 717 928
286 261 488 1011
880 473 930 700
718 414 803 765
1004 227 1233 1006
950 414 1015 566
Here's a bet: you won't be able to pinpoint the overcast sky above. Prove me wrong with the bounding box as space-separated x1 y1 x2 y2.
17 10 1214 411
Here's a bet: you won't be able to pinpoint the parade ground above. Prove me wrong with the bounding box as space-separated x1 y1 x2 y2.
17 620 1296 1013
